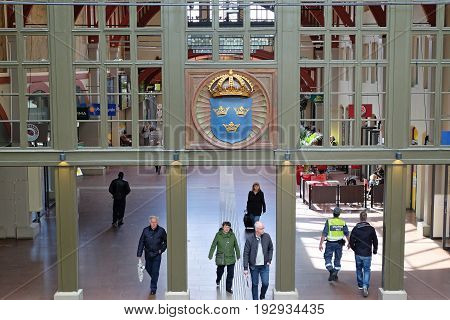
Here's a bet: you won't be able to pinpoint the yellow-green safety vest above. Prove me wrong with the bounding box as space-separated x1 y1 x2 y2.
327 218 346 241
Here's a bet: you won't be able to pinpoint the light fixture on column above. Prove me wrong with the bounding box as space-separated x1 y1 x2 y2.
59 153 66 161
284 151 291 161
395 152 402 160
173 152 179 161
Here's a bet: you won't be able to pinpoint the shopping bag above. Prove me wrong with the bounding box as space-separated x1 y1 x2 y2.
137 258 145 282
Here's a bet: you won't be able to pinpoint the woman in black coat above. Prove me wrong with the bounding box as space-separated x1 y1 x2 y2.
246 182 266 226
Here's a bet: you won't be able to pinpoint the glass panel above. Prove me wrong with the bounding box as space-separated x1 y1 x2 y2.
137 4 161 27
332 5 355 27
362 5 386 27
24 35 48 61
76 95 100 120
412 4 436 28
300 34 324 60
26 67 50 94
410 65 435 92
250 35 274 60
331 35 355 60
410 93 435 120
331 94 355 119
0 35 16 61
411 34 436 60
410 120 434 146
219 36 243 60
105 5 129 28
299 121 324 147
361 66 386 93
108 121 132 147
77 121 100 147
330 120 355 146
27 121 51 147
0 122 19 147
137 35 162 60
330 67 355 93
300 67 324 92
301 5 324 28
250 3 275 27
74 35 99 61
0 3 16 28
219 1 243 27
139 121 162 146
361 119 384 145
138 68 162 93
442 67 450 92
23 5 48 28
74 5 98 28
107 68 131 120
27 94 50 121
362 94 385 119
187 1 212 28
0 68 19 93
441 121 450 146
0 96 19 120
187 34 213 60
107 35 130 60
300 94 323 120
446 5 450 27
75 68 100 95
444 35 450 60
442 94 450 117
362 35 387 60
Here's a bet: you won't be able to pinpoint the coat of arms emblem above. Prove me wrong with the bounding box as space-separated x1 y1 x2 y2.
208 70 254 144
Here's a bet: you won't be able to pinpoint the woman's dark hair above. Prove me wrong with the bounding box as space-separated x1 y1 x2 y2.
252 182 261 192
222 221 231 227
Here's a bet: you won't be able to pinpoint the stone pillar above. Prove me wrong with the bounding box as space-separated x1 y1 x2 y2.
417 165 433 237
274 163 298 299
0 167 39 239
379 164 407 300
54 166 82 300
165 162 189 299
432 165 447 238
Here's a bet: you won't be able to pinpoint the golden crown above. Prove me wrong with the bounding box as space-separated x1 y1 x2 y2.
208 70 254 98
234 106 249 117
223 122 240 133
213 106 229 117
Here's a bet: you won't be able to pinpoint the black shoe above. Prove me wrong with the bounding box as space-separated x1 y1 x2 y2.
226 289 233 294
259 294 265 300
216 280 220 287
112 222 118 228
328 270 333 281
332 270 339 281
150 290 156 295
118 221 124 226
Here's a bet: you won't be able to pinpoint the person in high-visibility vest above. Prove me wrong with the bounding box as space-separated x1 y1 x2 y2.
319 207 351 281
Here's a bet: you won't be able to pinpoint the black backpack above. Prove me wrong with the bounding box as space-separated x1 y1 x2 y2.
243 211 254 229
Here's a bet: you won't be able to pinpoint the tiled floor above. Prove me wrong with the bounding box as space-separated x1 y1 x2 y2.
0 166 449 300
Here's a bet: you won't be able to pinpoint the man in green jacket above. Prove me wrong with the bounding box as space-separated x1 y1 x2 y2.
208 221 241 294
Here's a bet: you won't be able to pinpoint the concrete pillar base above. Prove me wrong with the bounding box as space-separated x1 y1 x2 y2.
54 289 84 300
417 221 431 237
165 291 190 300
378 288 407 300
273 289 299 300
16 223 40 239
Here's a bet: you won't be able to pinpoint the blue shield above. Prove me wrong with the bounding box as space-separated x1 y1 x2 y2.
210 97 252 144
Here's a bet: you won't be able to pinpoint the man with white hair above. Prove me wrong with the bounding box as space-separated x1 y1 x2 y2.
243 221 273 300
137 216 167 295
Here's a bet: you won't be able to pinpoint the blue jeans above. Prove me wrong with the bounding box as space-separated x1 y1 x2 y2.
146 254 162 291
250 265 269 300
250 214 260 226
324 241 343 271
355 255 372 289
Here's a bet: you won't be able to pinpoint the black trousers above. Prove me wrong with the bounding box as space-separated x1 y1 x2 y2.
216 264 235 291
112 199 126 223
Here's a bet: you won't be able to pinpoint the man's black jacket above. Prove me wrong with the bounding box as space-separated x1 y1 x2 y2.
350 222 378 257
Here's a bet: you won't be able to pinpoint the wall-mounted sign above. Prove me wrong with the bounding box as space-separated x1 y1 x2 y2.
27 124 39 142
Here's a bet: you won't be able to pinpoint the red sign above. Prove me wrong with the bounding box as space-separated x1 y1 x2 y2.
348 104 373 118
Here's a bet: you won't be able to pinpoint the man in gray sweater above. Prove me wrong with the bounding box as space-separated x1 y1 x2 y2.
243 221 274 300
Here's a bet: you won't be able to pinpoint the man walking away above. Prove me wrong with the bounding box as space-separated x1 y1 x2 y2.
137 216 167 295
319 207 350 282
109 172 131 227
243 221 273 300
350 211 378 297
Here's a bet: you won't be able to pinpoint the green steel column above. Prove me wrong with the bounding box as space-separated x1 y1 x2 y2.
163 0 186 150
54 166 82 299
275 163 298 299
49 1 76 150
379 164 407 300
278 0 300 150
165 162 189 299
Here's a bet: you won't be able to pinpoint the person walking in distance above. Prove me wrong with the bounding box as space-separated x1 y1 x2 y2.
246 182 266 226
350 211 378 297
208 221 240 294
137 216 167 295
319 207 350 282
108 172 131 227
243 221 273 300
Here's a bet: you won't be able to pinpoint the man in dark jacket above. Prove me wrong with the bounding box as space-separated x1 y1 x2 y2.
243 221 273 300
108 172 131 227
137 216 167 295
350 211 378 298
